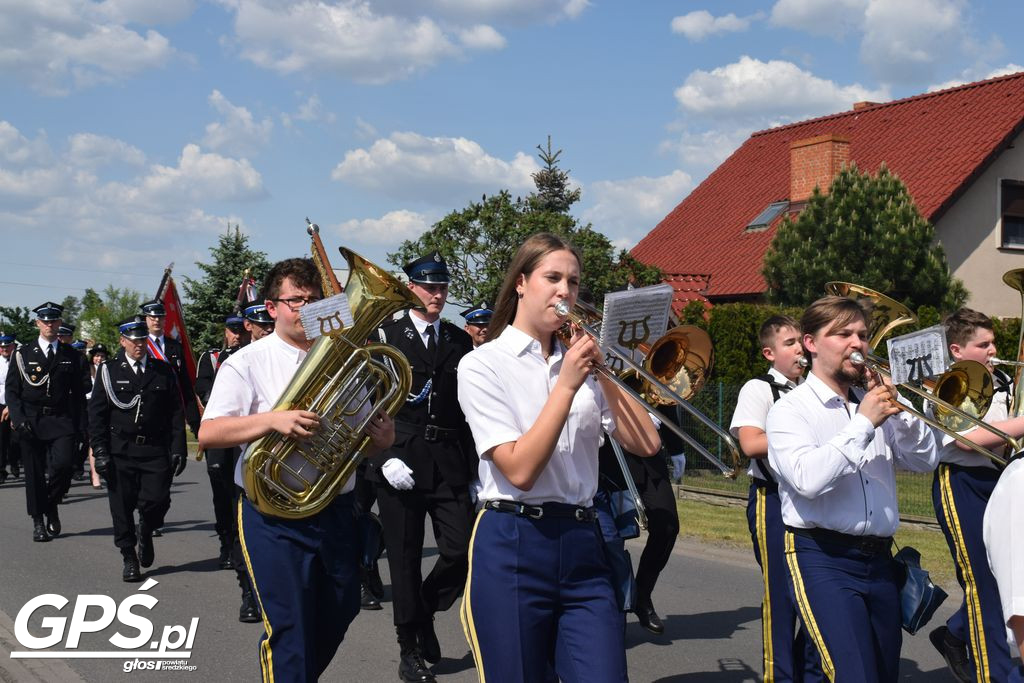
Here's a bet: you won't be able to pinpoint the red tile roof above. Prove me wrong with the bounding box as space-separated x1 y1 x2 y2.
632 71 1024 299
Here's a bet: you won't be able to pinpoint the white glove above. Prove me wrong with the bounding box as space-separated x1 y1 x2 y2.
382 458 415 490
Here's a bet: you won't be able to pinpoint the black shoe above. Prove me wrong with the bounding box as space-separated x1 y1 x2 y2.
217 537 233 570
635 600 665 635
151 527 162 537
419 618 441 664
46 507 61 537
365 563 384 599
360 583 382 610
398 651 436 682
137 524 154 568
122 551 142 582
33 518 50 543
929 626 972 683
10 465 19 479
239 589 262 623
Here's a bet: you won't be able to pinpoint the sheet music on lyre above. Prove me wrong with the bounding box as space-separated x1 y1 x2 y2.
886 325 949 386
600 283 675 358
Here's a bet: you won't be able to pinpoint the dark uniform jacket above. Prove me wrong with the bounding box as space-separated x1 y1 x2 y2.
153 335 200 436
368 312 476 490
6 341 90 440
193 346 241 469
88 349 186 459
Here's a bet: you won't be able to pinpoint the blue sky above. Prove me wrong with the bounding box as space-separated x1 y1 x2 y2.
2 0 1023 315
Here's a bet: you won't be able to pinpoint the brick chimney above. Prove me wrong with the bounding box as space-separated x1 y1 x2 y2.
790 134 851 203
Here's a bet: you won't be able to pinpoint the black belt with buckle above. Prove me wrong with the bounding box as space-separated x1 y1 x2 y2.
787 526 893 555
114 431 158 446
484 500 597 523
38 406 60 416
395 420 459 443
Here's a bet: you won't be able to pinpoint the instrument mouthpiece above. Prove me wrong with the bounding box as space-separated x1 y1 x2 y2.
554 300 570 317
798 356 810 368
849 351 866 365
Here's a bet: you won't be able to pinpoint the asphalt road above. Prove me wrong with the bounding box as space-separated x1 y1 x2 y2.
0 464 967 682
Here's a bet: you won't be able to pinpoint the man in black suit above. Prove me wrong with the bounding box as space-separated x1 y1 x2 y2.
140 300 200 437
89 316 187 581
0 331 19 484
370 252 476 683
5 302 90 542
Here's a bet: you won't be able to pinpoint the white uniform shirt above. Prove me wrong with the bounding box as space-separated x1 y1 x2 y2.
457 324 615 506
202 332 357 495
983 456 1024 645
408 314 440 350
730 367 801 479
928 389 1009 470
766 371 938 536
0 355 9 404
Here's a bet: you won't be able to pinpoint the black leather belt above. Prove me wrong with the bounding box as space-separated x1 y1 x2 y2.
787 525 893 555
114 432 158 446
394 420 459 443
484 499 597 523
38 407 61 416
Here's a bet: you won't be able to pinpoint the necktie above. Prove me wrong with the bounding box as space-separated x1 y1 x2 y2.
46 344 54 362
156 337 163 352
134 362 142 376
425 325 437 362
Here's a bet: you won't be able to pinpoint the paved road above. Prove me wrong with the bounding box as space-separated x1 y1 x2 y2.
0 466 962 682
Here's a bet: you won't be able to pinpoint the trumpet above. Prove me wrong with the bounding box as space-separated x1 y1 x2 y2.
993 358 1024 367
554 299 741 479
850 351 1015 467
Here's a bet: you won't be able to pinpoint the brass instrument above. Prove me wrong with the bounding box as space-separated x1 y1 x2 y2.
825 282 918 350
242 226 423 519
555 299 741 479
850 352 1012 466
1002 268 1024 421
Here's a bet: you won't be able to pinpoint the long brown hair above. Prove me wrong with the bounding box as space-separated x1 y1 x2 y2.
486 233 582 342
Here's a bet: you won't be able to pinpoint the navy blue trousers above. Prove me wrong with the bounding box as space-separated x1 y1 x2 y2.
785 531 901 682
461 507 627 683
239 492 360 683
747 480 822 682
932 463 1013 682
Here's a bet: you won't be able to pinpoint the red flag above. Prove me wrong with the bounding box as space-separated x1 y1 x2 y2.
157 275 197 382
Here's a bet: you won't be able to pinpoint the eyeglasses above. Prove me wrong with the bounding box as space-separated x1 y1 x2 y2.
271 296 321 311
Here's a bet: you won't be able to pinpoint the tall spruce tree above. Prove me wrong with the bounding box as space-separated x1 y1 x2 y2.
183 225 272 351
762 163 967 310
388 139 661 309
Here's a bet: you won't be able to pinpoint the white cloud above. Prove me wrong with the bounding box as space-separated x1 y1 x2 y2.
354 117 378 139
0 122 54 167
0 0 178 95
331 132 539 205
371 0 588 24
96 0 196 25
67 133 146 168
670 10 758 41
459 24 506 50
860 0 969 84
928 63 1024 92
131 144 265 205
674 56 888 121
202 90 273 156
229 0 459 84
336 210 432 246
770 0 867 37
581 171 693 248
658 127 754 174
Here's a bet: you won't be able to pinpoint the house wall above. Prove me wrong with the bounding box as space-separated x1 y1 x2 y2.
935 129 1024 318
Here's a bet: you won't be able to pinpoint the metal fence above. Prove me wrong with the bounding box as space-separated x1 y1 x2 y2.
669 382 937 522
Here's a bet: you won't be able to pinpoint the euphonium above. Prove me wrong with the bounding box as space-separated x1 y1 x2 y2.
242 244 423 519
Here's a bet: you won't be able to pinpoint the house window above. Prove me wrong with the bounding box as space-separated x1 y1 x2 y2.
1001 180 1024 249
745 201 789 231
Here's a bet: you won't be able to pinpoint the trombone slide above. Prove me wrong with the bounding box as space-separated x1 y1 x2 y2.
608 438 649 530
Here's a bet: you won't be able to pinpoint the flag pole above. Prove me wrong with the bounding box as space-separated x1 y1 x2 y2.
155 263 174 300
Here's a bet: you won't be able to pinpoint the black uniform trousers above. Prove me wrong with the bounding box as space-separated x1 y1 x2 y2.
632 458 679 605
20 431 75 517
932 463 1013 682
206 447 241 538
105 445 172 550
376 467 472 626
0 406 19 474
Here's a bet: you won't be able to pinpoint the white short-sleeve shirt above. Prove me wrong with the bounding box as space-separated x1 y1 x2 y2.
730 367 800 479
766 371 938 536
202 332 357 495
983 456 1024 643
457 324 615 506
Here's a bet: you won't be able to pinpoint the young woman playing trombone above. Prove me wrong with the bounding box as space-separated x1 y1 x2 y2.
456 232 661 683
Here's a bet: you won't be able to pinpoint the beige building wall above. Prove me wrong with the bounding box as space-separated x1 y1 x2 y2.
934 129 1024 318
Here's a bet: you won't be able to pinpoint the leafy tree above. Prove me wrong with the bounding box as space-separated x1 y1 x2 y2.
183 225 271 351
388 139 661 309
0 306 36 344
77 286 145 350
762 163 967 311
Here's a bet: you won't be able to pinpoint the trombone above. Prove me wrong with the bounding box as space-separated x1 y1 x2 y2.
555 299 742 479
850 352 1014 467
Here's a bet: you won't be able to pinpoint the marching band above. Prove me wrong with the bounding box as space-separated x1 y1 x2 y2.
2 233 1024 683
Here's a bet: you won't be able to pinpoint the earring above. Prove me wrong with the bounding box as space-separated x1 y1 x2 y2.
517 291 523 299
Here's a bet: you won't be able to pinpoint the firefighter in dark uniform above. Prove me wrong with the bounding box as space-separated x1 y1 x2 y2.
5 302 90 542
59 326 90 482
369 252 476 683
241 299 274 340
140 300 200 437
0 331 20 483
89 316 187 582
194 314 261 622
459 302 492 348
